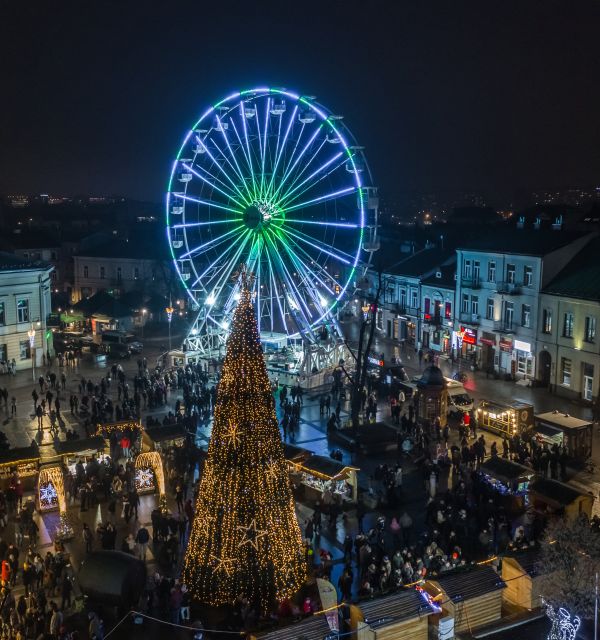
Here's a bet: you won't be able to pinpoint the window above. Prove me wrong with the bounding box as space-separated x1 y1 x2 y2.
423 298 431 316
384 286 396 304
0 344 6 362
506 264 516 284
16 299 29 324
462 294 469 313
444 301 452 319
504 301 514 327
100 266 105 280
585 316 597 343
486 298 494 320
83 265 89 278
542 309 552 334
488 261 496 282
471 295 479 316
410 289 418 309
521 304 531 328
117 267 122 283
19 340 30 361
50 252 57 260
399 288 407 308
463 259 472 279
133 267 140 280
561 357 572 386
563 312 574 338
51 271 57 281
524 266 533 287
473 261 480 282
0 302 4 326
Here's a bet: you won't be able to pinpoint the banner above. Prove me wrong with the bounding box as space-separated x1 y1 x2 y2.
317 578 339 632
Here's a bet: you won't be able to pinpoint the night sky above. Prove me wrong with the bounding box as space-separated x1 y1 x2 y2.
1 1 599 204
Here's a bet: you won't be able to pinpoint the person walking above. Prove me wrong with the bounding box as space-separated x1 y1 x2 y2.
135 525 150 561
10 397 16 417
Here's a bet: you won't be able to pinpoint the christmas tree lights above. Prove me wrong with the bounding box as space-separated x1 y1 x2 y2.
182 268 305 613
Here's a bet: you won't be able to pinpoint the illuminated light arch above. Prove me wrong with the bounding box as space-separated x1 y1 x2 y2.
135 451 166 496
38 465 66 513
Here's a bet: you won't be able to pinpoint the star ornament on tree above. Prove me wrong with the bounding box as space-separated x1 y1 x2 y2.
265 462 279 482
237 519 268 550
210 554 235 577
224 420 241 449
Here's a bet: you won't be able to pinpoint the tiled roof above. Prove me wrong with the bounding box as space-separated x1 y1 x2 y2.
457 230 588 256
0 251 51 272
385 248 455 278
542 235 600 301
421 263 456 289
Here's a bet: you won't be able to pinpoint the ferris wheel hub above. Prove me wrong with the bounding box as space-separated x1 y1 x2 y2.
243 201 283 232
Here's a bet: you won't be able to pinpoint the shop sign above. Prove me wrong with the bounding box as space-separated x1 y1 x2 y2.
480 338 494 346
367 355 384 367
460 327 477 344
499 338 512 352
514 339 531 353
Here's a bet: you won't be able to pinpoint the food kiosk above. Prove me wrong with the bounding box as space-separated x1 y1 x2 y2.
529 478 594 521
0 446 40 491
476 400 534 437
55 436 108 477
282 443 312 469
291 455 359 505
534 411 593 462
142 424 188 453
501 550 545 610
477 457 536 512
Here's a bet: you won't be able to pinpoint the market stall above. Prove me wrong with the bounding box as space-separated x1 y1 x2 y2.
55 436 107 478
282 443 312 468
529 477 594 521
0 446 40 491
534 411 593 462
477 457 536 512
476 400 534 437
502 550 546 610
291 455 359 505
142 424 188 453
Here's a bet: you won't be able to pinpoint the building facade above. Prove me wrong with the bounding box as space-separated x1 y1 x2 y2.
420 264 456 356
0 253 53 370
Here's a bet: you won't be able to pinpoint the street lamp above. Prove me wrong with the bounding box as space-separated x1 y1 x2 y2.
456 327 466 374
165 304 174 352
27 326 36 382
141 308 147 339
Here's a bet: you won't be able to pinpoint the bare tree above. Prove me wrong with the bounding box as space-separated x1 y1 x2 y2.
340 269 384 430
537 514 600 618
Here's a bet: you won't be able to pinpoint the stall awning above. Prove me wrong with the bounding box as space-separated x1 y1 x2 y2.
54 436 105 456
529 478 591 508
0 446 40 467
298 454 359 481
145 424 188 442
282 443 312 464
480 457 535 484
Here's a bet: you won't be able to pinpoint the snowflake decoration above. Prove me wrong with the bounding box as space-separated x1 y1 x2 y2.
39 482 58 509
135 467 155 490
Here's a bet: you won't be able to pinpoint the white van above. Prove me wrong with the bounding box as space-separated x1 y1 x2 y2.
444 378 474 416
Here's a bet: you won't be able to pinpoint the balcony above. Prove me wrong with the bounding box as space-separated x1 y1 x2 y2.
396 303 419 317
459 312 481 326
497 281 523 295
462 277 481 290
493 321 517 334
423 314 443 327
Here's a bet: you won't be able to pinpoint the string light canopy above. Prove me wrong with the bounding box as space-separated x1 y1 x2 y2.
182 267 305 613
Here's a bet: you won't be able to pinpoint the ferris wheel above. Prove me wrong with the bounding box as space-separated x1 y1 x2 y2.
166 87 378 353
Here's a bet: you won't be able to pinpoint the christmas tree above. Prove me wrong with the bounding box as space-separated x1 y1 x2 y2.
183 269 306 613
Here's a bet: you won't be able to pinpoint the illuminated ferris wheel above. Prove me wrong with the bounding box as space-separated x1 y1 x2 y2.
166 86 378 354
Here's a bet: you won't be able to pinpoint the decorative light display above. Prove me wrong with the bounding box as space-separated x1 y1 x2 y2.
545 604 581 640
182 273 306 612
135 467 155 493
165 87 377 342
38 466 66 513
134 452 165 496
95 419 143 436
39 482 59 511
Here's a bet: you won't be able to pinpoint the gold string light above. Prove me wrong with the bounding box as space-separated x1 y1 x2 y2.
182 276 306 613
134 451 166 496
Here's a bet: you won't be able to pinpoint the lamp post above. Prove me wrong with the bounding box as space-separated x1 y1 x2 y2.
141 308 147 340
456 327 466 375
165 304 174 352
27 326 36 382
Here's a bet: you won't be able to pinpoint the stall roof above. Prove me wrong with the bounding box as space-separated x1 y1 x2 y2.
480 457 535 483
282 443 312 463
535 412 592 430
479 399 532 411
254 614 333 639
145 424 188 442
433 566 506 603
504 549 544 577
299 454 359 480
360 589 438 628
529 478 591 507
535 423 563 439
54 436 105 456
0 445 40 466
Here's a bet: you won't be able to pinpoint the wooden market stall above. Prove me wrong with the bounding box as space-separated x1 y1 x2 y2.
534 411 593 462
476 400 534 437
291 455 359 505
529 477 594 521
477 457 536 512
142 424 188 453
54 436 107 479
0 446 40 490
250 614 337 640
424 566 506 635
353 589 439 640
502 550 545 610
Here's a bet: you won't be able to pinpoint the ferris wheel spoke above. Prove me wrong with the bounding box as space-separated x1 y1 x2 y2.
188 229 251 289
181 163 247 210
237 103 260 198
200 230 253 301
263 242 288 334
230 113 257 197
271 124 321 203
275 138 328 206
270 121 306 203
172 219 237 229
174 193 243 216
207 136 253 203
277 225 353 265
282 185 356 214
277 151 348 208
284 219 357 229
178 225 244 260
215 117 254 203
260 97 271 200
196 135 251 206
264 105 298 201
